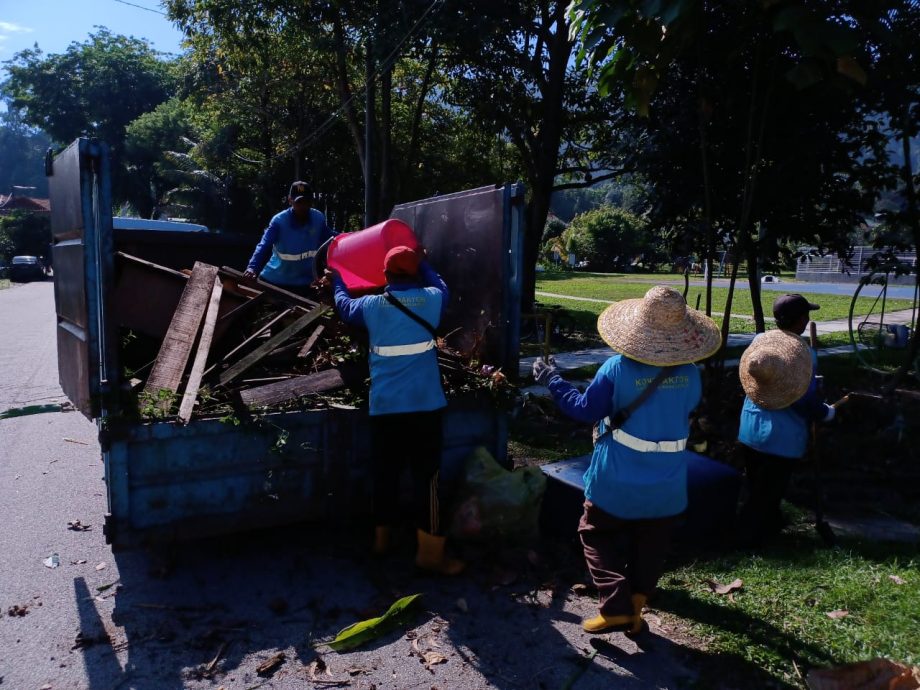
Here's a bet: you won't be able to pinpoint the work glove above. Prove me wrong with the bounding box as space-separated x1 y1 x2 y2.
532 357 558 386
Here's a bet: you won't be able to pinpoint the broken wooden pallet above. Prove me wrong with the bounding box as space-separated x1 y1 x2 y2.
219 266 320 309
219 305 330 386
178 275 223 424
143 262 220 412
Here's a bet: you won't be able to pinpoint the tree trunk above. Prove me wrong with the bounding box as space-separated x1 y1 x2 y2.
331 13 365 172
520 2 572 312
402 42 439 197
523 188 552 311
380 64 393 217
364 36 379 227
746 240 766 332
720 246 742 352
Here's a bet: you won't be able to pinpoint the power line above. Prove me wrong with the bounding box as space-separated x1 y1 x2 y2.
230 0 444 166
112 0 167 16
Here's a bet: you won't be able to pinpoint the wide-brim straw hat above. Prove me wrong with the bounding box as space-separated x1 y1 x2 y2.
596 286 722 366
739 329 813 410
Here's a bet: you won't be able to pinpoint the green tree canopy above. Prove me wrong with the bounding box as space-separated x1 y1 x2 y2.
0 107 51 196
2 29 178 205
0 211 51 263
561 205 649 271
567 0 892 334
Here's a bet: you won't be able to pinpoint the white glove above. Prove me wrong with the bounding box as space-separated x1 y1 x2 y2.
532 357 557 385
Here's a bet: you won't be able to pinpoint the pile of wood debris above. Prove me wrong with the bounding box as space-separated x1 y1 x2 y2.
111 253 512 423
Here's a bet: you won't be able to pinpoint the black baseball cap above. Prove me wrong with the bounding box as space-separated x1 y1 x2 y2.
289 181 312 203
773 294 820 324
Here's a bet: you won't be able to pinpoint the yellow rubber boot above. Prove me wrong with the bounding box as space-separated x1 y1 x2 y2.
626 593 647 637
582 611 636 633
415 529 465 575
373 526 391 556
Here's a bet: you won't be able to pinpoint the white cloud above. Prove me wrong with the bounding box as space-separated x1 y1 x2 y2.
0 21 33 33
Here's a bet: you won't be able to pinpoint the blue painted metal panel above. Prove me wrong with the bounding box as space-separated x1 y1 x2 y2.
539 453 742 544
104 401 506 548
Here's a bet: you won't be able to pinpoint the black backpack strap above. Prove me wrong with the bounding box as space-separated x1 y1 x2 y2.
594 366 675 444
383 290 438 338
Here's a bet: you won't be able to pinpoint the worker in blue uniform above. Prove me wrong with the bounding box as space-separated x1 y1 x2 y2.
532 286 721 636
736 295 836 547
331 244 464 575
243 181 334 294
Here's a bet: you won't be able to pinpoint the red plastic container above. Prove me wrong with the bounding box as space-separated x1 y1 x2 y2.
326 219 420 294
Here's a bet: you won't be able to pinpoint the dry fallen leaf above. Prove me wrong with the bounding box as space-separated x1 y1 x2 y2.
706 578 743 595
423 651 447 668
806 657 920 690
889 575 907 585
257 652 286 676
95 562 107 571
308 658 331 680
826 609 849 619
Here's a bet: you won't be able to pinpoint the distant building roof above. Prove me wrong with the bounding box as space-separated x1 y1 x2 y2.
0 194 51 214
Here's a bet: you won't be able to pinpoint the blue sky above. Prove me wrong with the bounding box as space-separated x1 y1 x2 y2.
0 0 185 68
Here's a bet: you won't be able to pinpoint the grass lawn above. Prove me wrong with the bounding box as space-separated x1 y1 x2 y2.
0 279 9 290
530 273 915 354
661 530 920 689
536 272 914 321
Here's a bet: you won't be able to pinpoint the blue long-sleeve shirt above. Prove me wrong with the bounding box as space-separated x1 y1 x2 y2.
247 207 334 286
333 261 449 415
545 354 702 519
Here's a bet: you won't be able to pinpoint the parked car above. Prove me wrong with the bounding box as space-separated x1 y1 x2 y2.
10 256 46 282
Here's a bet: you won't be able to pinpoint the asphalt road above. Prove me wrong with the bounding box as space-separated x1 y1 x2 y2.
0 281 704 689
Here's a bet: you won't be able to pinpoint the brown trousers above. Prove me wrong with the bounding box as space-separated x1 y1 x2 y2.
578 500 678 616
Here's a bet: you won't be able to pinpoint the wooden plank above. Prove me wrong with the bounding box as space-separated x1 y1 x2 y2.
297 324 326 359
203 308 293 378
219 306 330 386
178 276 223 424
144 262 220 411
239 368 345 408
219 266 320 308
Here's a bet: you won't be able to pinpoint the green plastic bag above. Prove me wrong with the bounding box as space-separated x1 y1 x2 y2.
450 447 547 542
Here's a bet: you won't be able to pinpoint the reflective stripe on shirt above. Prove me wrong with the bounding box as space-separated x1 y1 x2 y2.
605 423 687 453
274 248 317 261
371 340 436 357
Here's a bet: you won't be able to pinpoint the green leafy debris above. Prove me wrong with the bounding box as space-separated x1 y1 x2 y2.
325 593 423 653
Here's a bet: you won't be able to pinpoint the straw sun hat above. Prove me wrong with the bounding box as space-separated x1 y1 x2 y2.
739 329 813 410
596 286 721 366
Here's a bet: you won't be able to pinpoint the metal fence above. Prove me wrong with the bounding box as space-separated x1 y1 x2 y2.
796 246 917 284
